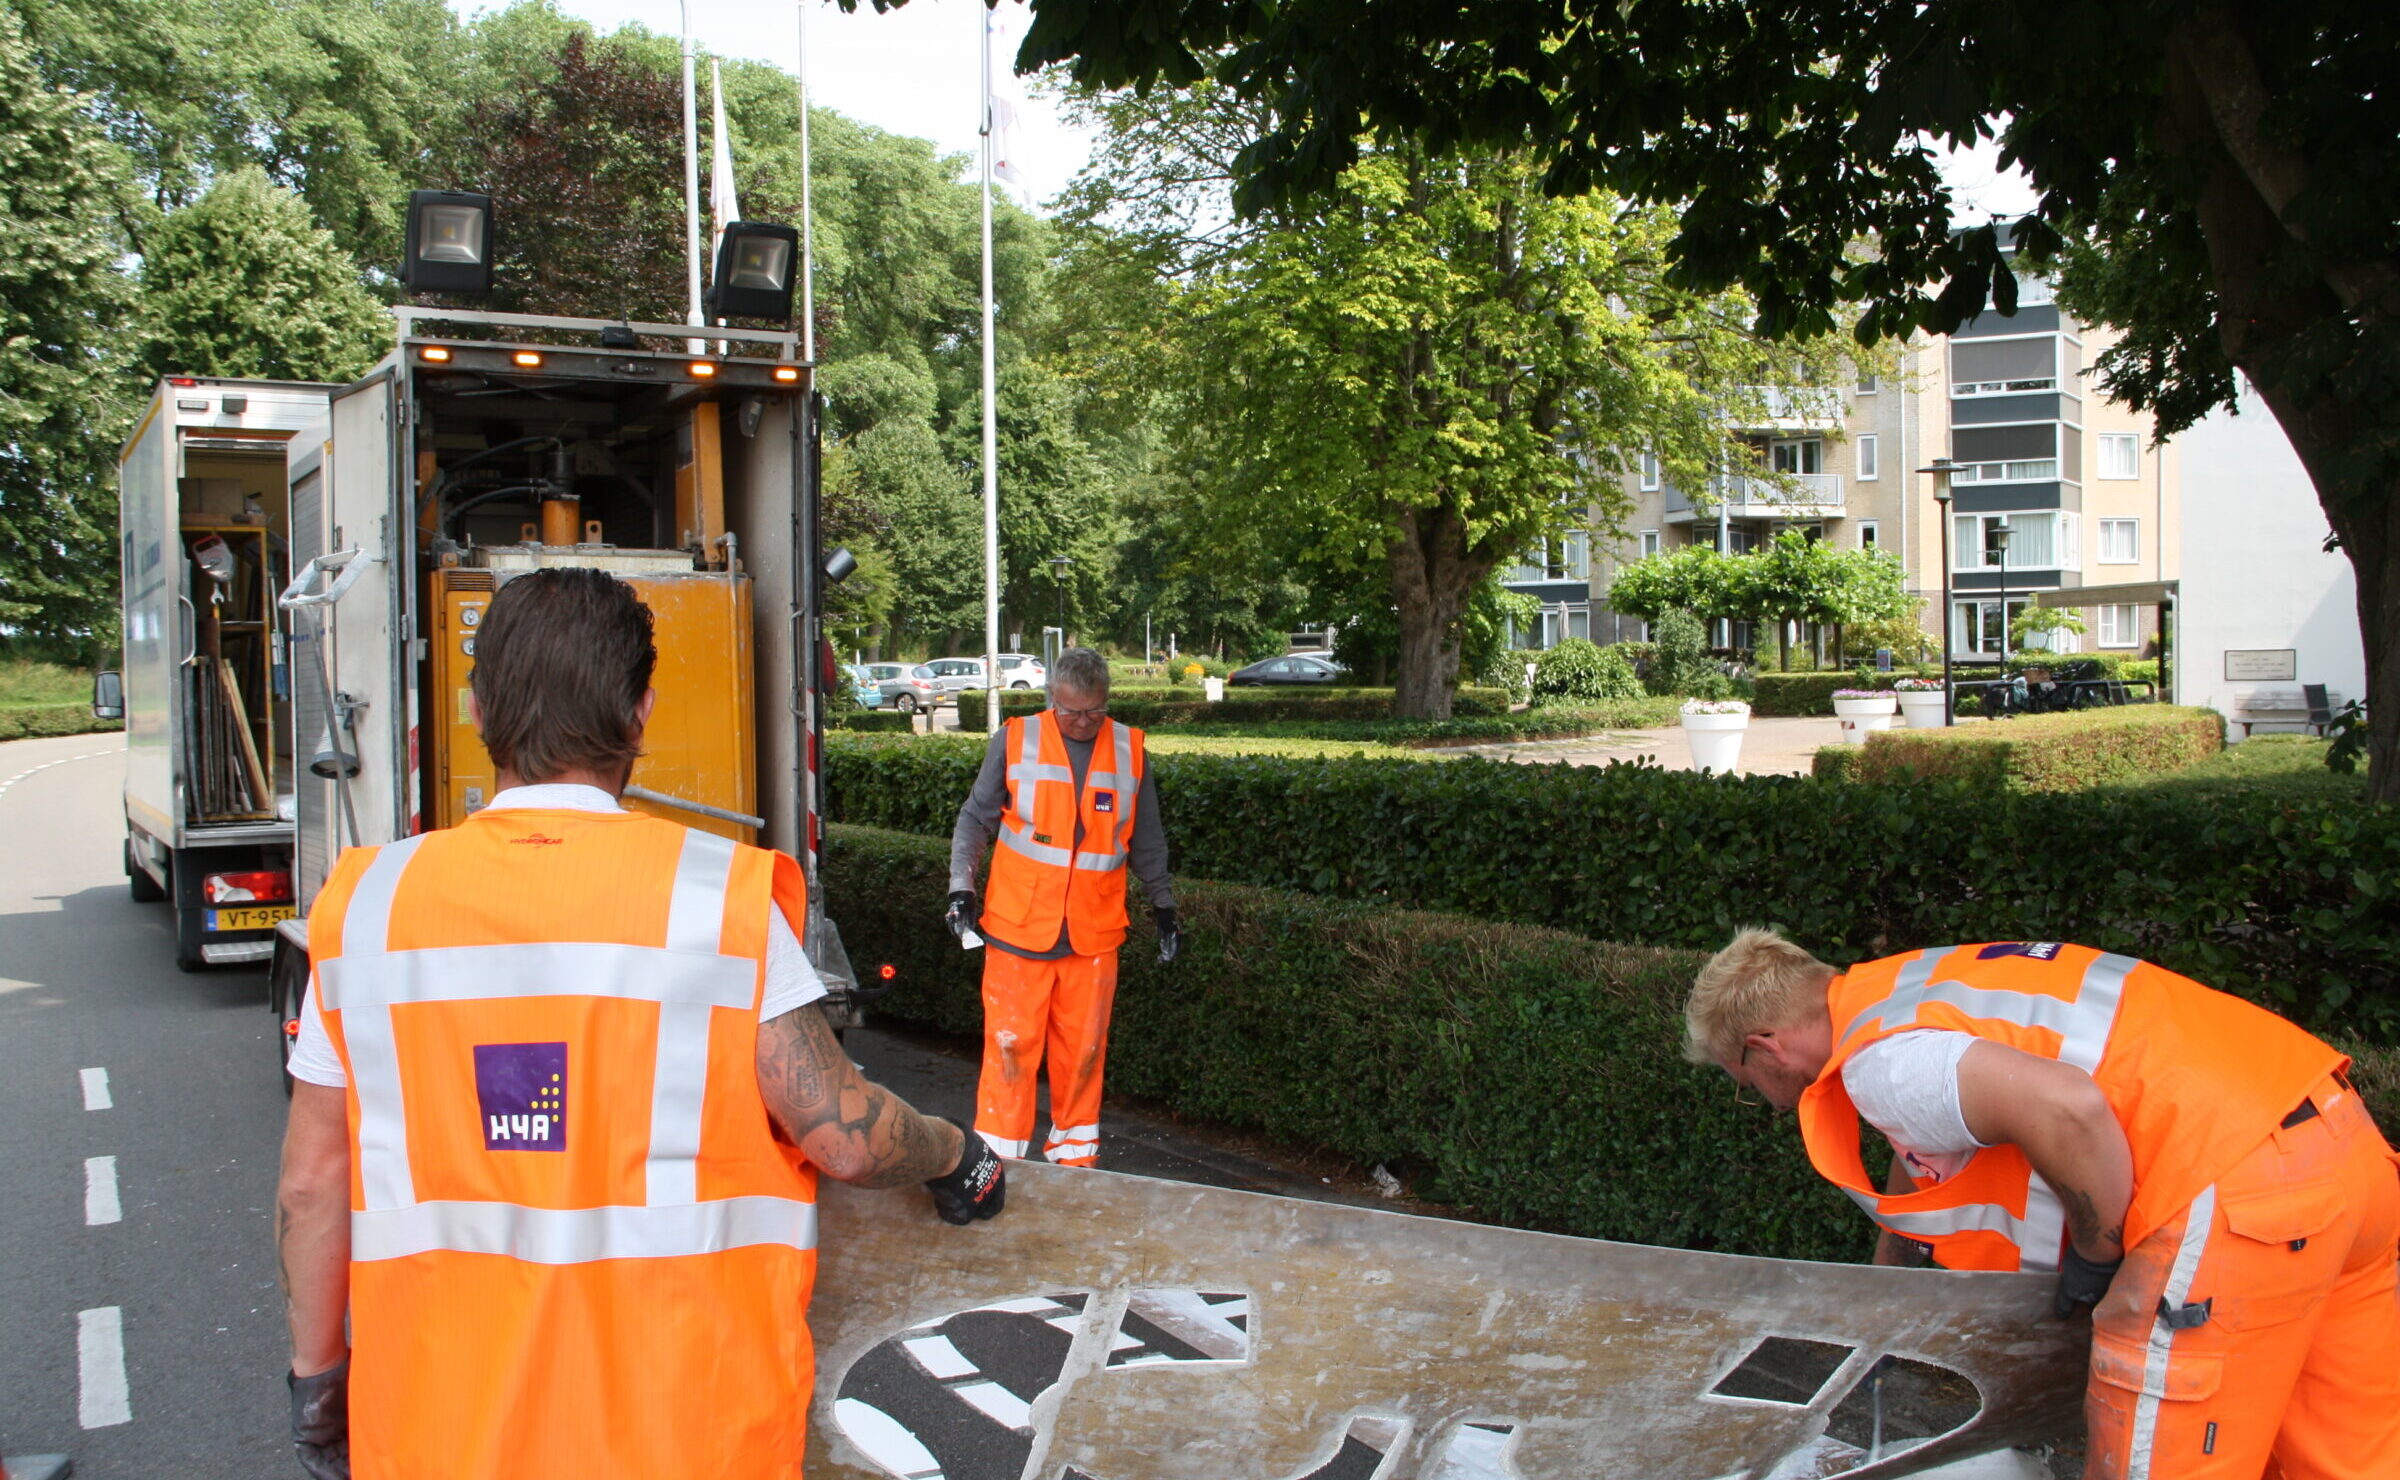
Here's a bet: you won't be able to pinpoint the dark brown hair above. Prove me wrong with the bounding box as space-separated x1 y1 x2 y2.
470 568 657 784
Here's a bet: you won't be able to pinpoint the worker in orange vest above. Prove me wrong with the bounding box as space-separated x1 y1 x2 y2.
272 569 1003 1480
946 646 1177 1167
1687 929 2399 1480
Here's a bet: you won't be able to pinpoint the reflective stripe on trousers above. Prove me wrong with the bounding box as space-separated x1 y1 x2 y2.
322 827 817 1259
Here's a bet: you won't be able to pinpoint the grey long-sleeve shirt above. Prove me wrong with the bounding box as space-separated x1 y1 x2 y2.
948 724 1175 960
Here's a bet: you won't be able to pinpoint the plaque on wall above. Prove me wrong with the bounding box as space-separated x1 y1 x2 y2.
2224 649 2297 681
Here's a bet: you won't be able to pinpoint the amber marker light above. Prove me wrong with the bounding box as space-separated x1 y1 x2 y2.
418 346 453 363
773 365 801 383
511 350 543 368
687 360 719 379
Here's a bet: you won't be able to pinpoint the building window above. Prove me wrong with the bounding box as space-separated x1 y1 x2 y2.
1953 599 2034 656
1538 530 1590 582
2098 518 2140 564
1638 529 1661 559
1953 512 2068 570
1638 451 1660 491
1858 520 1880 549
1856 434 1878 481
1771 439 1824 474
1857 370 1880 394
2096 604 2139 648
2099 433 2140 480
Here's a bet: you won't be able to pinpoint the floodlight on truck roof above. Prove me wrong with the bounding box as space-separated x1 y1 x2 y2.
401 190 494 294
707 221 801 322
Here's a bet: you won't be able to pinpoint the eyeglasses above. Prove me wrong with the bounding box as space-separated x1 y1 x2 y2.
1052 701 1108 720
1733 1042 1763 1109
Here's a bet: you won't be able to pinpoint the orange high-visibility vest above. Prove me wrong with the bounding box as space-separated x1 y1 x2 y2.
1798 942 2342 1272
310 808 819 1480
981 712 1148 956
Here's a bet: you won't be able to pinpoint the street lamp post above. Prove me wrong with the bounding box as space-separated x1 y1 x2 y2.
1050 555 1072 641
1922 458 1957 725
1991 524 2013 674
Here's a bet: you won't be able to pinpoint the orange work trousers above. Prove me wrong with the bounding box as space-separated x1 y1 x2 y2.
974 947 1117 1167
2085 1074 2400 1480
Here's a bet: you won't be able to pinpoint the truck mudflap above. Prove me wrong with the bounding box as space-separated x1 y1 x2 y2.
805 1163 2084 1480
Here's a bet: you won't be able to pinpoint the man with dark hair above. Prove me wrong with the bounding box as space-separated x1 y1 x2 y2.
274 567 1004 1480
946 646 1176 1168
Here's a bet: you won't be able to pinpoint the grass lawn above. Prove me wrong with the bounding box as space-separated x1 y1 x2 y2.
0 659 90 706
2093 734 2369 804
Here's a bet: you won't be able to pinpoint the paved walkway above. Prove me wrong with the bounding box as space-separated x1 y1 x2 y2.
1449 714 1848 775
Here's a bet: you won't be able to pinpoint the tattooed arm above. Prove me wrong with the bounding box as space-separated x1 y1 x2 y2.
1956 1040 2133 1263
756 1006 966 1187
275 1081 352 1376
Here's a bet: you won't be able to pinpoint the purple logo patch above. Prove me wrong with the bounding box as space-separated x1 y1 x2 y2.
1977 942 2063 961
475 1041 567 1151
1092 790 1116 813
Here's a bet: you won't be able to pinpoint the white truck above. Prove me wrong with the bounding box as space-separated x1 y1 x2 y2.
101 377 336 969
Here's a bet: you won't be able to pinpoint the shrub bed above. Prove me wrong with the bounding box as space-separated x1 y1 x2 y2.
828 710 914 733
827 735 2400 1040
1751 671 1937 717
0 703 122 742
956 685 1511 732
1825 706 2224 793
825 823 1874 1257
828 823 2400 1251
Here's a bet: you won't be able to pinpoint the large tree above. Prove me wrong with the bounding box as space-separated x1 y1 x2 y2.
0 7 135 651
136 166 391 383
945 0 2400 792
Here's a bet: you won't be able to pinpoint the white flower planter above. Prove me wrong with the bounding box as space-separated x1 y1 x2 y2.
1202 677 1225 702
1832 694 1899 745
1681 711 1749 774
1897 690 1949 729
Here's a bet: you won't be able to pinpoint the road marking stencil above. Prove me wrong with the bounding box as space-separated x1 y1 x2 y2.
0 746 120 805
81 1067 112 1111
85 1156 122 1226
78 1306 131 1428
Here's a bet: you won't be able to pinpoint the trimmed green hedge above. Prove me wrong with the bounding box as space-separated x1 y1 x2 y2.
1751 671 1938 717
825 823 1874 1256
827 733 2400 1039
828 823 2400 1250
1820 707 2224 793
0 703 122 742
828 710 914 733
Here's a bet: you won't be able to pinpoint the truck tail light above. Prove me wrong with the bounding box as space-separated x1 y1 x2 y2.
203 870 293 904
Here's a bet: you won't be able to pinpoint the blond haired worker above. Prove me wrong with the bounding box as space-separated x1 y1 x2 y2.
273 569 1003 1480
1686 928 2398 1480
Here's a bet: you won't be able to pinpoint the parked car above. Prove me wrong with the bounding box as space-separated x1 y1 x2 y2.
845 664 886 709
1227 654 1348 686
995 653 1047 689
921 657 986 704
860 661 940 714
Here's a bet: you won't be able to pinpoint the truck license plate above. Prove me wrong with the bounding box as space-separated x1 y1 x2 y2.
207 905 294 933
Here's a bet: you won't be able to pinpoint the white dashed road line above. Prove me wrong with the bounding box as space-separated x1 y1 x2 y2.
0 746 118 805
85 1156 122 1226
78 1307 131 1428
81 1066 112 1111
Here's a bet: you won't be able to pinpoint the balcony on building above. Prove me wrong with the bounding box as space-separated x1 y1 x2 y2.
1662 473 1846 524
1725 385 1846 433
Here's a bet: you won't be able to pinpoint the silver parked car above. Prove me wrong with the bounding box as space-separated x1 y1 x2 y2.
860 661 940 714
921 657 987 704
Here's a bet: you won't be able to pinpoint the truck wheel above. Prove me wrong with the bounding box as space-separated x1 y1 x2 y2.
170 855 208 972
126 838 165 903
270 940 308 1097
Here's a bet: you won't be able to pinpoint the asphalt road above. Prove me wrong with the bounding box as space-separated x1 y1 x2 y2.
0 733 291 1476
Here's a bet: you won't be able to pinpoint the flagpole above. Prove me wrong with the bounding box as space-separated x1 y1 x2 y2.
710 58 731 356
978 1 1001 735
679 0 704 353
796 0 815 363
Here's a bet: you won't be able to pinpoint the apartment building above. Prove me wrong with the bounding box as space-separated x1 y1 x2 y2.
1507 278 2181 660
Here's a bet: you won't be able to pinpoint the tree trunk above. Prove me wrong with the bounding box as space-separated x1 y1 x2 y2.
1387 502 1483 719
2166 11 2400 800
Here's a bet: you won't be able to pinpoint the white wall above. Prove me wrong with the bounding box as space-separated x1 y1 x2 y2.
2175 382 2364 731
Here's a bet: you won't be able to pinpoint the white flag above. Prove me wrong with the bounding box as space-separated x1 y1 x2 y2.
985 2 1030 200
710 59 741 276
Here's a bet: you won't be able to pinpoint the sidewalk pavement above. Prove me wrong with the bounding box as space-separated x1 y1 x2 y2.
1449 714 1847 776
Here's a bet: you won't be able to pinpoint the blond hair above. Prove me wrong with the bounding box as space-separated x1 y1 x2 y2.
1682 927 1837 1065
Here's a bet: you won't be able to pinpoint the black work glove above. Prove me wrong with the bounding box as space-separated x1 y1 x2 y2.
2054 1244 2121 1319
926 1119 1006 1225
1153 905 1181 965
944 890 979 941
288 1358 351 1479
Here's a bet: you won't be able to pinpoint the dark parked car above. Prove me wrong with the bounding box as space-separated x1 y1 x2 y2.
1227 654 1347 686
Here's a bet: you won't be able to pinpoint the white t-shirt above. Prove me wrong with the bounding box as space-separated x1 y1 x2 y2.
1841 1029 1985 1183
287 785 824 1089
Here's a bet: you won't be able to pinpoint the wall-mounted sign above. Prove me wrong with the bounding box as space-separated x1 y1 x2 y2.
2224 649 2297 682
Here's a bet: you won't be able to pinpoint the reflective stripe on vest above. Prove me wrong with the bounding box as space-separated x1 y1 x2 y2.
320 827 817 1261
1822 948 2139 1259
994 714 1136 873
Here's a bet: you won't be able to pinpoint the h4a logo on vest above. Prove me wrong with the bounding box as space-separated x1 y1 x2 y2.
1092 790 1115 813
476 1041 567 1150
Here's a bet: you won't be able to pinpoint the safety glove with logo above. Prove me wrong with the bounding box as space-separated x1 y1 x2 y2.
2053 1244 2122 1319
944 890 979 941
288 1358 351 1480
926 1118 1007 1225
1153 905 1181 965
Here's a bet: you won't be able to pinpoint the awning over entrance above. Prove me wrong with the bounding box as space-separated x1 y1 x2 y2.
2031 580 2179 607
